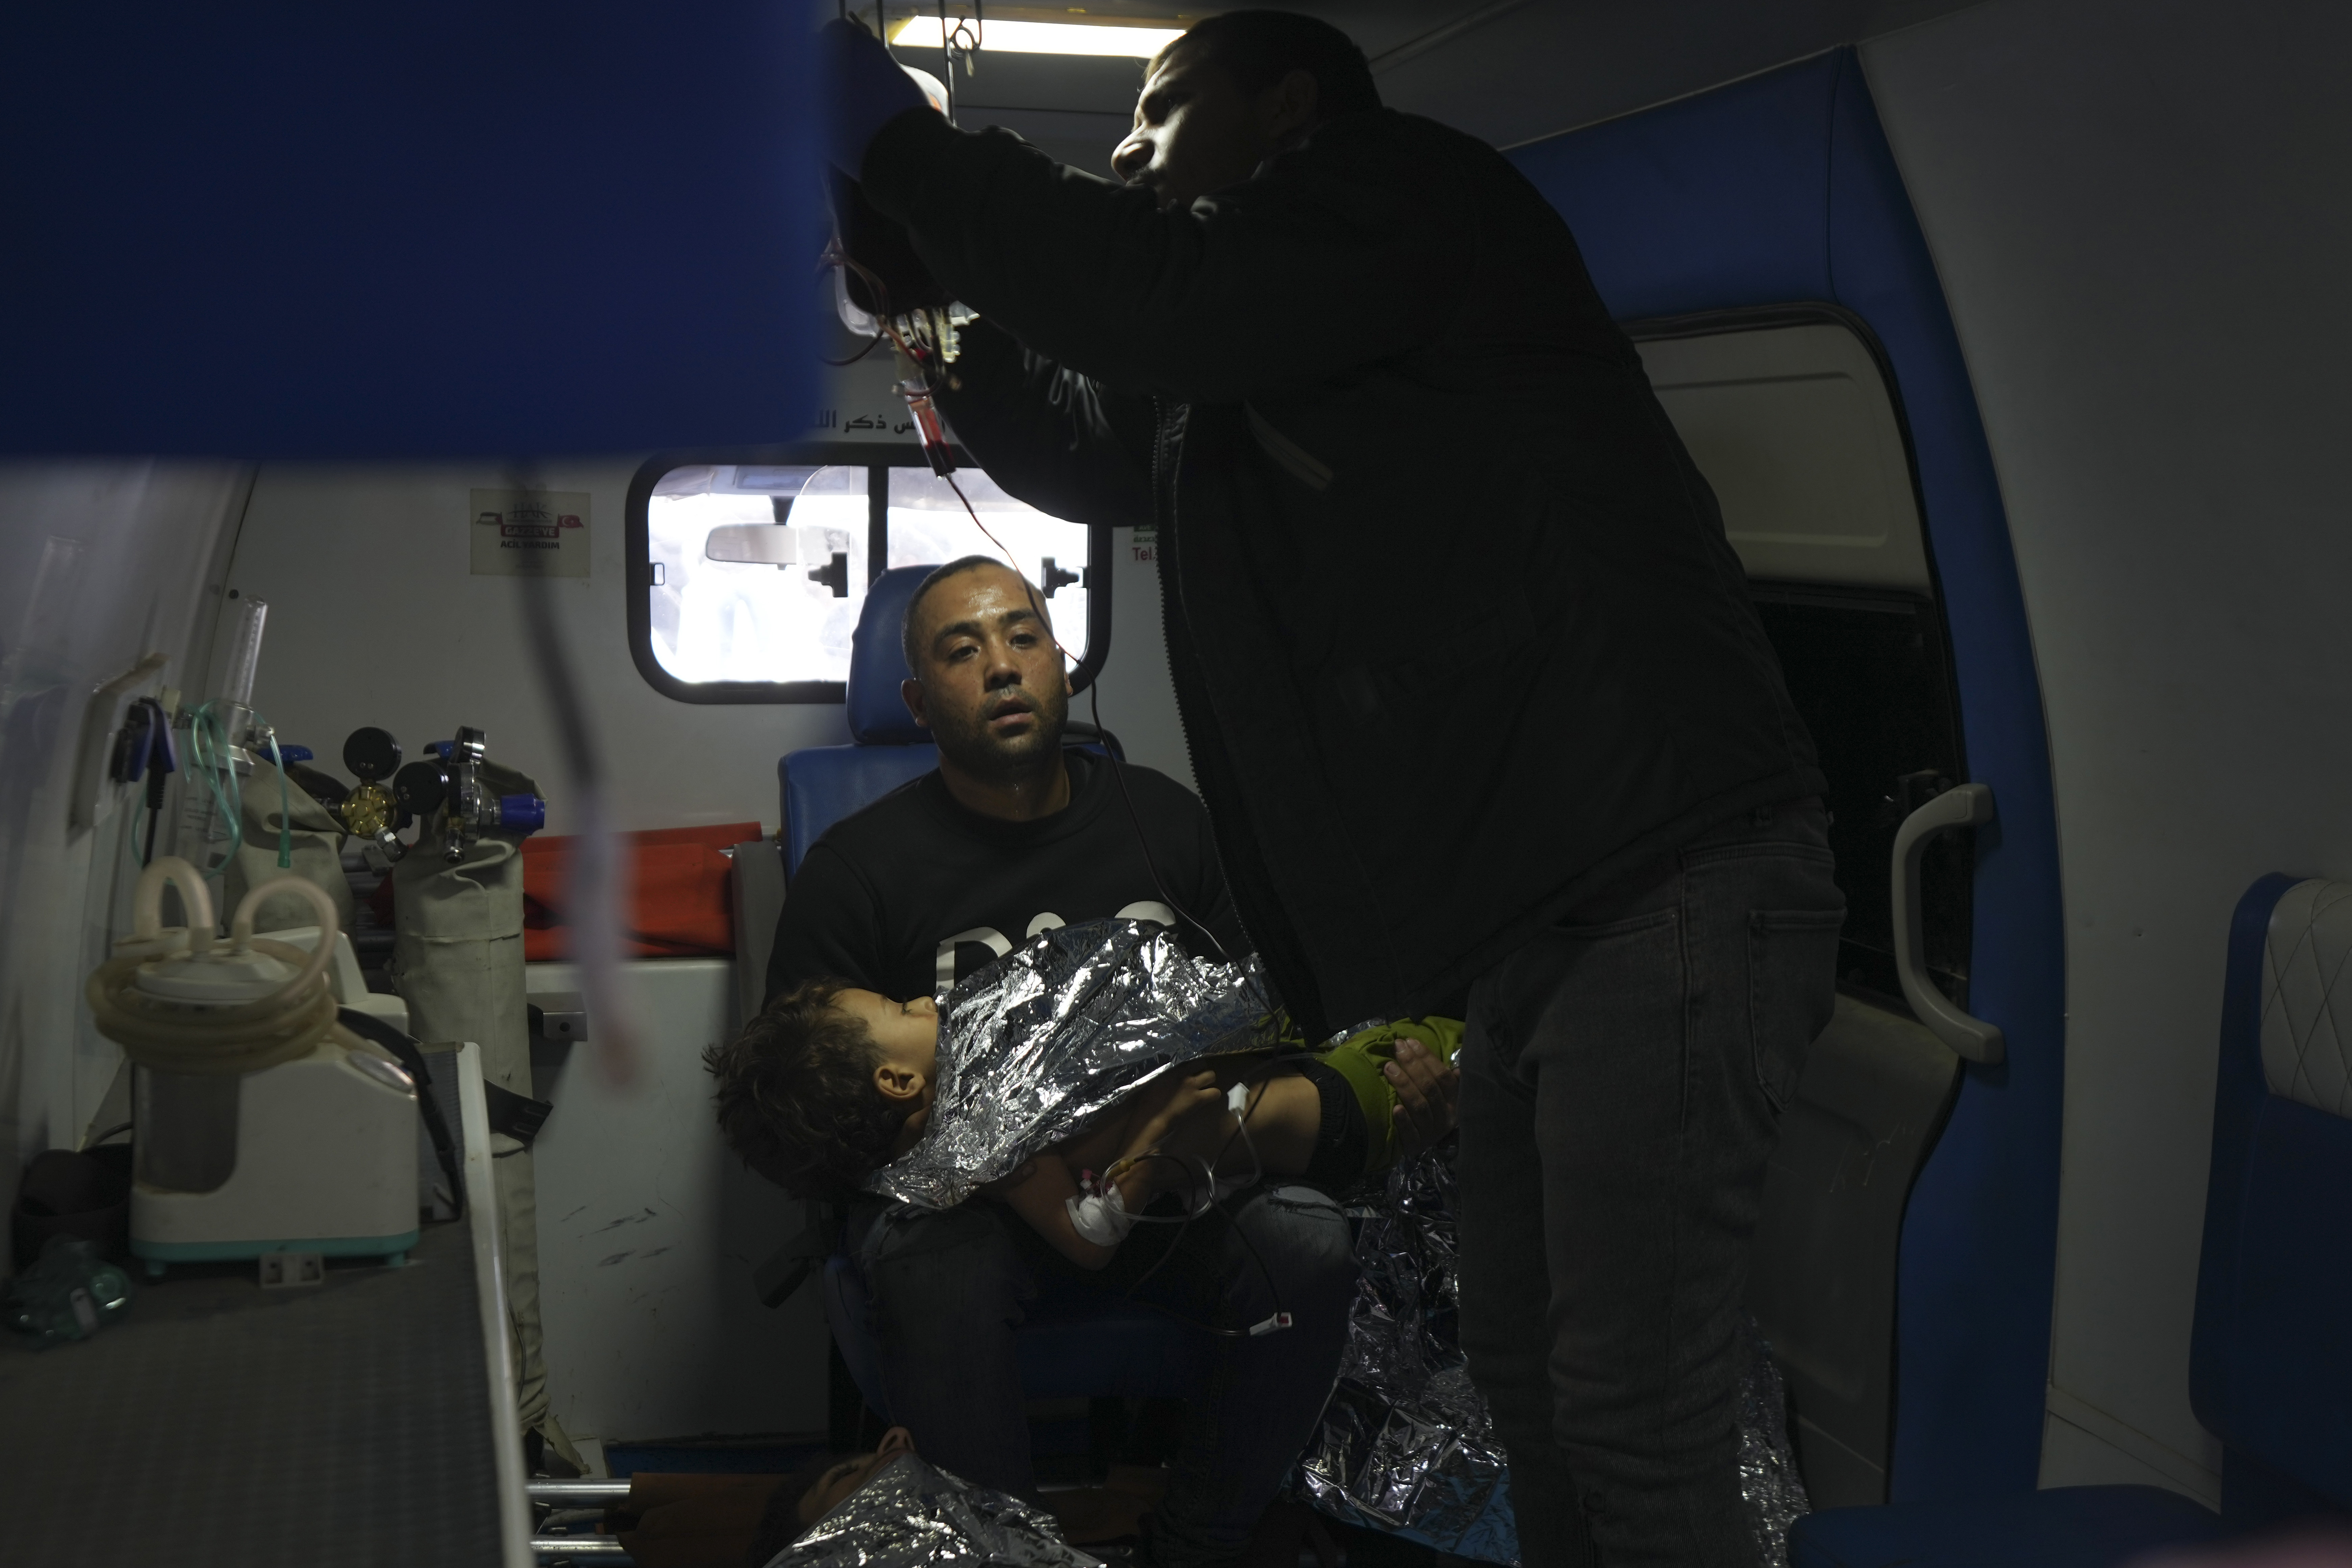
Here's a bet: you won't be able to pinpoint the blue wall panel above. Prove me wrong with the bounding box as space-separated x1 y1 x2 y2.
1512 51 2067 1498
0 4 815 457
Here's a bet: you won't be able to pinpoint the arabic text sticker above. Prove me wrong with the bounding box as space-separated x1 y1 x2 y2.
471 487 591 577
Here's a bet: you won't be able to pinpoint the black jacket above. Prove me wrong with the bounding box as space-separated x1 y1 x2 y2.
861 106 1825 1040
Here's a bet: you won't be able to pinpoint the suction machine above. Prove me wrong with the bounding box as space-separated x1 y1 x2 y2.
89 857 420 1276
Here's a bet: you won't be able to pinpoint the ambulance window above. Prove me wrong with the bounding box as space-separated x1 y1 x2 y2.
625 449 1108 703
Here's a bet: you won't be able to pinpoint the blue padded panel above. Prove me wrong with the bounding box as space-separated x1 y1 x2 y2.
2219 1107 2352 1502
1791 1486 2223 1568
2 5 811 458
2191 874 2352 1526
1510 51 2067 1496
2221 1449 2350 1534
2192 875 2300 1448
780 745 939 878
851 566 942 744
1509 64 1835 317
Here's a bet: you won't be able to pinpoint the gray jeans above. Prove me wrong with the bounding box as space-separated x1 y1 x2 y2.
1457 799 1842 1568
848 1181 1358 1568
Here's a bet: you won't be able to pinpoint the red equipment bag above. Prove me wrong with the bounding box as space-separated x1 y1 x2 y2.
521 822 763 961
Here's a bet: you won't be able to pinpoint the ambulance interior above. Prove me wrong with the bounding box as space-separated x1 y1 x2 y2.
4 1 2350 1564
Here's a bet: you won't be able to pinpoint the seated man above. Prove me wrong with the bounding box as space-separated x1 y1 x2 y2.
765 552 1243 1003
760 557 1450 1568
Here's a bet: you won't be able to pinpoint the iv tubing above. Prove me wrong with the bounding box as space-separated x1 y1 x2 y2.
184 701 245 871
89 863 341 1075
131 855 217 951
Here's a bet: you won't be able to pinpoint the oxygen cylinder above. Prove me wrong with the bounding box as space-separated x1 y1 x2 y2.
389 736 560 1452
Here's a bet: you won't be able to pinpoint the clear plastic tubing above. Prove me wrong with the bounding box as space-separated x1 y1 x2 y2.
217 596 269 708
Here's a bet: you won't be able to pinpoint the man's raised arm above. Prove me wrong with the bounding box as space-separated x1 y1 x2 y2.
856 112 1463 405
930 318 1155 532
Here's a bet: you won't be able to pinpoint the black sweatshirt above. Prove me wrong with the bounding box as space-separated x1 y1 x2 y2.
766 752 1243 1006
860 105 1825 1038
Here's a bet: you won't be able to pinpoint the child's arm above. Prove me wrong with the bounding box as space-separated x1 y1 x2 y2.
987 1069 1225 1270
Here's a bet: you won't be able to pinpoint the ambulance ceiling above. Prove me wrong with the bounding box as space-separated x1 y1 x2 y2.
929 0 1992 172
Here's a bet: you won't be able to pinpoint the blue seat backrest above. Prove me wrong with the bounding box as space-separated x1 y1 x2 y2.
779 565 941 878
2193 875 2352 1527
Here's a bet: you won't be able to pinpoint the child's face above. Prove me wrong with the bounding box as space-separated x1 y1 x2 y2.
841 992 942 1159
837 989 939 1081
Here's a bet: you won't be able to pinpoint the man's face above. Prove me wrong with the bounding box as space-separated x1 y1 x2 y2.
901 564 1070 779
798 1426 915 1527
1112 42 1320 210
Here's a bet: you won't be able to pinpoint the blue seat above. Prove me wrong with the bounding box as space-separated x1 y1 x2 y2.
1794 872 2352 1565
778 565 942 878
783 563 1198 1420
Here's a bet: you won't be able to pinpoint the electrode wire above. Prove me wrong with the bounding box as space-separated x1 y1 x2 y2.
1099 1148 1293 1339
934 465 1269 1016
819 241 893 367
843 233 1299 1327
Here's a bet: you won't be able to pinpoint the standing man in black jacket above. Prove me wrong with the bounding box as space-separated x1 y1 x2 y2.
822 13 1843 1566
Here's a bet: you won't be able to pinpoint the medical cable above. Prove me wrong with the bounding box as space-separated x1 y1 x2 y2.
1098 1149 1293 1339
843 226 1307 1324
118 696 175 869
1090 1069 1306 1337
935 466 1269 1009
819 241 892 367
819 93 1252 988
920 475 1305 1332
928 447 1307 1331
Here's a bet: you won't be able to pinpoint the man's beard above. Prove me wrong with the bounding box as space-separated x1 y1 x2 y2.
929 682 1070 783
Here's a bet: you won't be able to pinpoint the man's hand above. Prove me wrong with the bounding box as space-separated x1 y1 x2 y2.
821 19 930 178
1385 1037 1459 1156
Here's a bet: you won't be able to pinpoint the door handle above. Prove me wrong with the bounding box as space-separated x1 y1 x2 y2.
1892 781 2004 1065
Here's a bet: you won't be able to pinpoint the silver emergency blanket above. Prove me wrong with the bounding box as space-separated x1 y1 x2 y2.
765 1453 1099 1568
870 919 1271 1210
1296 1149 1811 1566
1296 1146 1517 1562
1735 1312 1812 1566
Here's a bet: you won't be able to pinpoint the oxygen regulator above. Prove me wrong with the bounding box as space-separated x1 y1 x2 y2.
392 726 547 863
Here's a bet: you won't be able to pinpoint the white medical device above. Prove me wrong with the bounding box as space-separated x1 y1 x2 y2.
90 857 420 1277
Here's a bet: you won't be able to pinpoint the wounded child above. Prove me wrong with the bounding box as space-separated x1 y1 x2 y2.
707 919 1459 1269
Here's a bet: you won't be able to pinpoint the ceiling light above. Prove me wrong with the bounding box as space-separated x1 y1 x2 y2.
890 16 1186 58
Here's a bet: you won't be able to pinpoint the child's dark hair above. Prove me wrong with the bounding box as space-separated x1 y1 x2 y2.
704 979 911 1202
